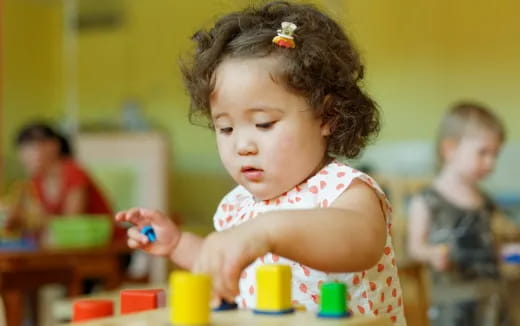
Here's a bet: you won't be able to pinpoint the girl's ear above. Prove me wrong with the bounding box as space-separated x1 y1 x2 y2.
440 137 459 162
320 95 333 137
320 121 331 136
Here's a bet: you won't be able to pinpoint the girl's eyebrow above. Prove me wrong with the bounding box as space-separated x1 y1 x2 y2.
246 107 284 115
212 107 283 120
212 112 229 120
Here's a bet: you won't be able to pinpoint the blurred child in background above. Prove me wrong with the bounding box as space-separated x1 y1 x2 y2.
408 102 518 325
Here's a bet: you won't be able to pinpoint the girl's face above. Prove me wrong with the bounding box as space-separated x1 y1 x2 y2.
443 129 502 183
18 139 60 176
210 57 330 200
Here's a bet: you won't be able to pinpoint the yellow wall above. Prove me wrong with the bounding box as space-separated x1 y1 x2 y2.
342 0 520 140
2 0 519 223
2 0 64 182
73 1 243 223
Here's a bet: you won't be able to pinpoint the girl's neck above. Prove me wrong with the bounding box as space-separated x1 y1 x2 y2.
316 154 334 172
305 155 334 182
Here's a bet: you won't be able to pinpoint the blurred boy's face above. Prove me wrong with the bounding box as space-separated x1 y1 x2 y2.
445 129 502 183
18 140 60 176
210 57 330 200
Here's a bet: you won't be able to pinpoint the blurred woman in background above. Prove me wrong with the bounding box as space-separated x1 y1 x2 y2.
4 122 112 231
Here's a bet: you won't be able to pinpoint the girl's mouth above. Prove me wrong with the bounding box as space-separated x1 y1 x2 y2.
241 166 264 181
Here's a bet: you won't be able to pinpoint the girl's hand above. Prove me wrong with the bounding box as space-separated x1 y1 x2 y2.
115 208 181 257
192 219 271 303
430 244 450 271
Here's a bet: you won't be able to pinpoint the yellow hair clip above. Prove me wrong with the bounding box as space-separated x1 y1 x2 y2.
272 22 297 48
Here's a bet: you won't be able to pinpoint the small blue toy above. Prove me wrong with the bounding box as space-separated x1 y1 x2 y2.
140 225 156 242
213 300 238 311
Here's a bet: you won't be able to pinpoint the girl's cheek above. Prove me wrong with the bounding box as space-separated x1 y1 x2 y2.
276 133 296 149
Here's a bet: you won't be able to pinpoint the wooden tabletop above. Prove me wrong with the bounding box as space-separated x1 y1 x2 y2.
65 308 392 326
0 240 131 326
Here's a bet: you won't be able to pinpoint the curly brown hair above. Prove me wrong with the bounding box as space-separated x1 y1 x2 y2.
181 1 380 158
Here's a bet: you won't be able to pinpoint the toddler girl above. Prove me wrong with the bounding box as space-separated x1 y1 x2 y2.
117 1 405 324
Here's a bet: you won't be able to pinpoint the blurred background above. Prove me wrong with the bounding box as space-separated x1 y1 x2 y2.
0 0 519 325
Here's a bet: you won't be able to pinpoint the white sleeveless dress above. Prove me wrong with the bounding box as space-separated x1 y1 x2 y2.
213 160 406 325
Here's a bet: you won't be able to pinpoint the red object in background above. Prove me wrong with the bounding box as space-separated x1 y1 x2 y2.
32 158 112 216
31 158 131 241
120 289 166 315
72 299 114 321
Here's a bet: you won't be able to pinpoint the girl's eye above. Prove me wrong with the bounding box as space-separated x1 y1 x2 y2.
219 127 233 134
256 121 276 129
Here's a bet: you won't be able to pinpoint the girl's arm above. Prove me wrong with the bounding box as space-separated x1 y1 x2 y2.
170 232 205 269
264 179 387 272
193 180 389 301
407 195 449 270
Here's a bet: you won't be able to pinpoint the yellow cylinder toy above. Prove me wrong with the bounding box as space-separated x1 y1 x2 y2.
170 271 211 325
254 264 294 314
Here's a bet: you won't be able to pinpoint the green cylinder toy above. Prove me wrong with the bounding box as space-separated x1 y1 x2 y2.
317 282 349 318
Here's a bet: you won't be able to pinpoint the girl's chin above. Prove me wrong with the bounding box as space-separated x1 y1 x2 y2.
247 188 286 202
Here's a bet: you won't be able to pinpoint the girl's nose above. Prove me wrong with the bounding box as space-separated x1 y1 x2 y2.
236 137 258 156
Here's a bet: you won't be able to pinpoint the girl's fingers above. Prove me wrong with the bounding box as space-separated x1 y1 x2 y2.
127 226 149 244
193 253 226 298
212 269 227 300
114 211 125 222
133 208 164 225
222 261 241 299
116 207 168 229
210 295 222 309
191 241 239 303
127 208 150 227
115 208 140 224
211 254 236 302
128 238 142 249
